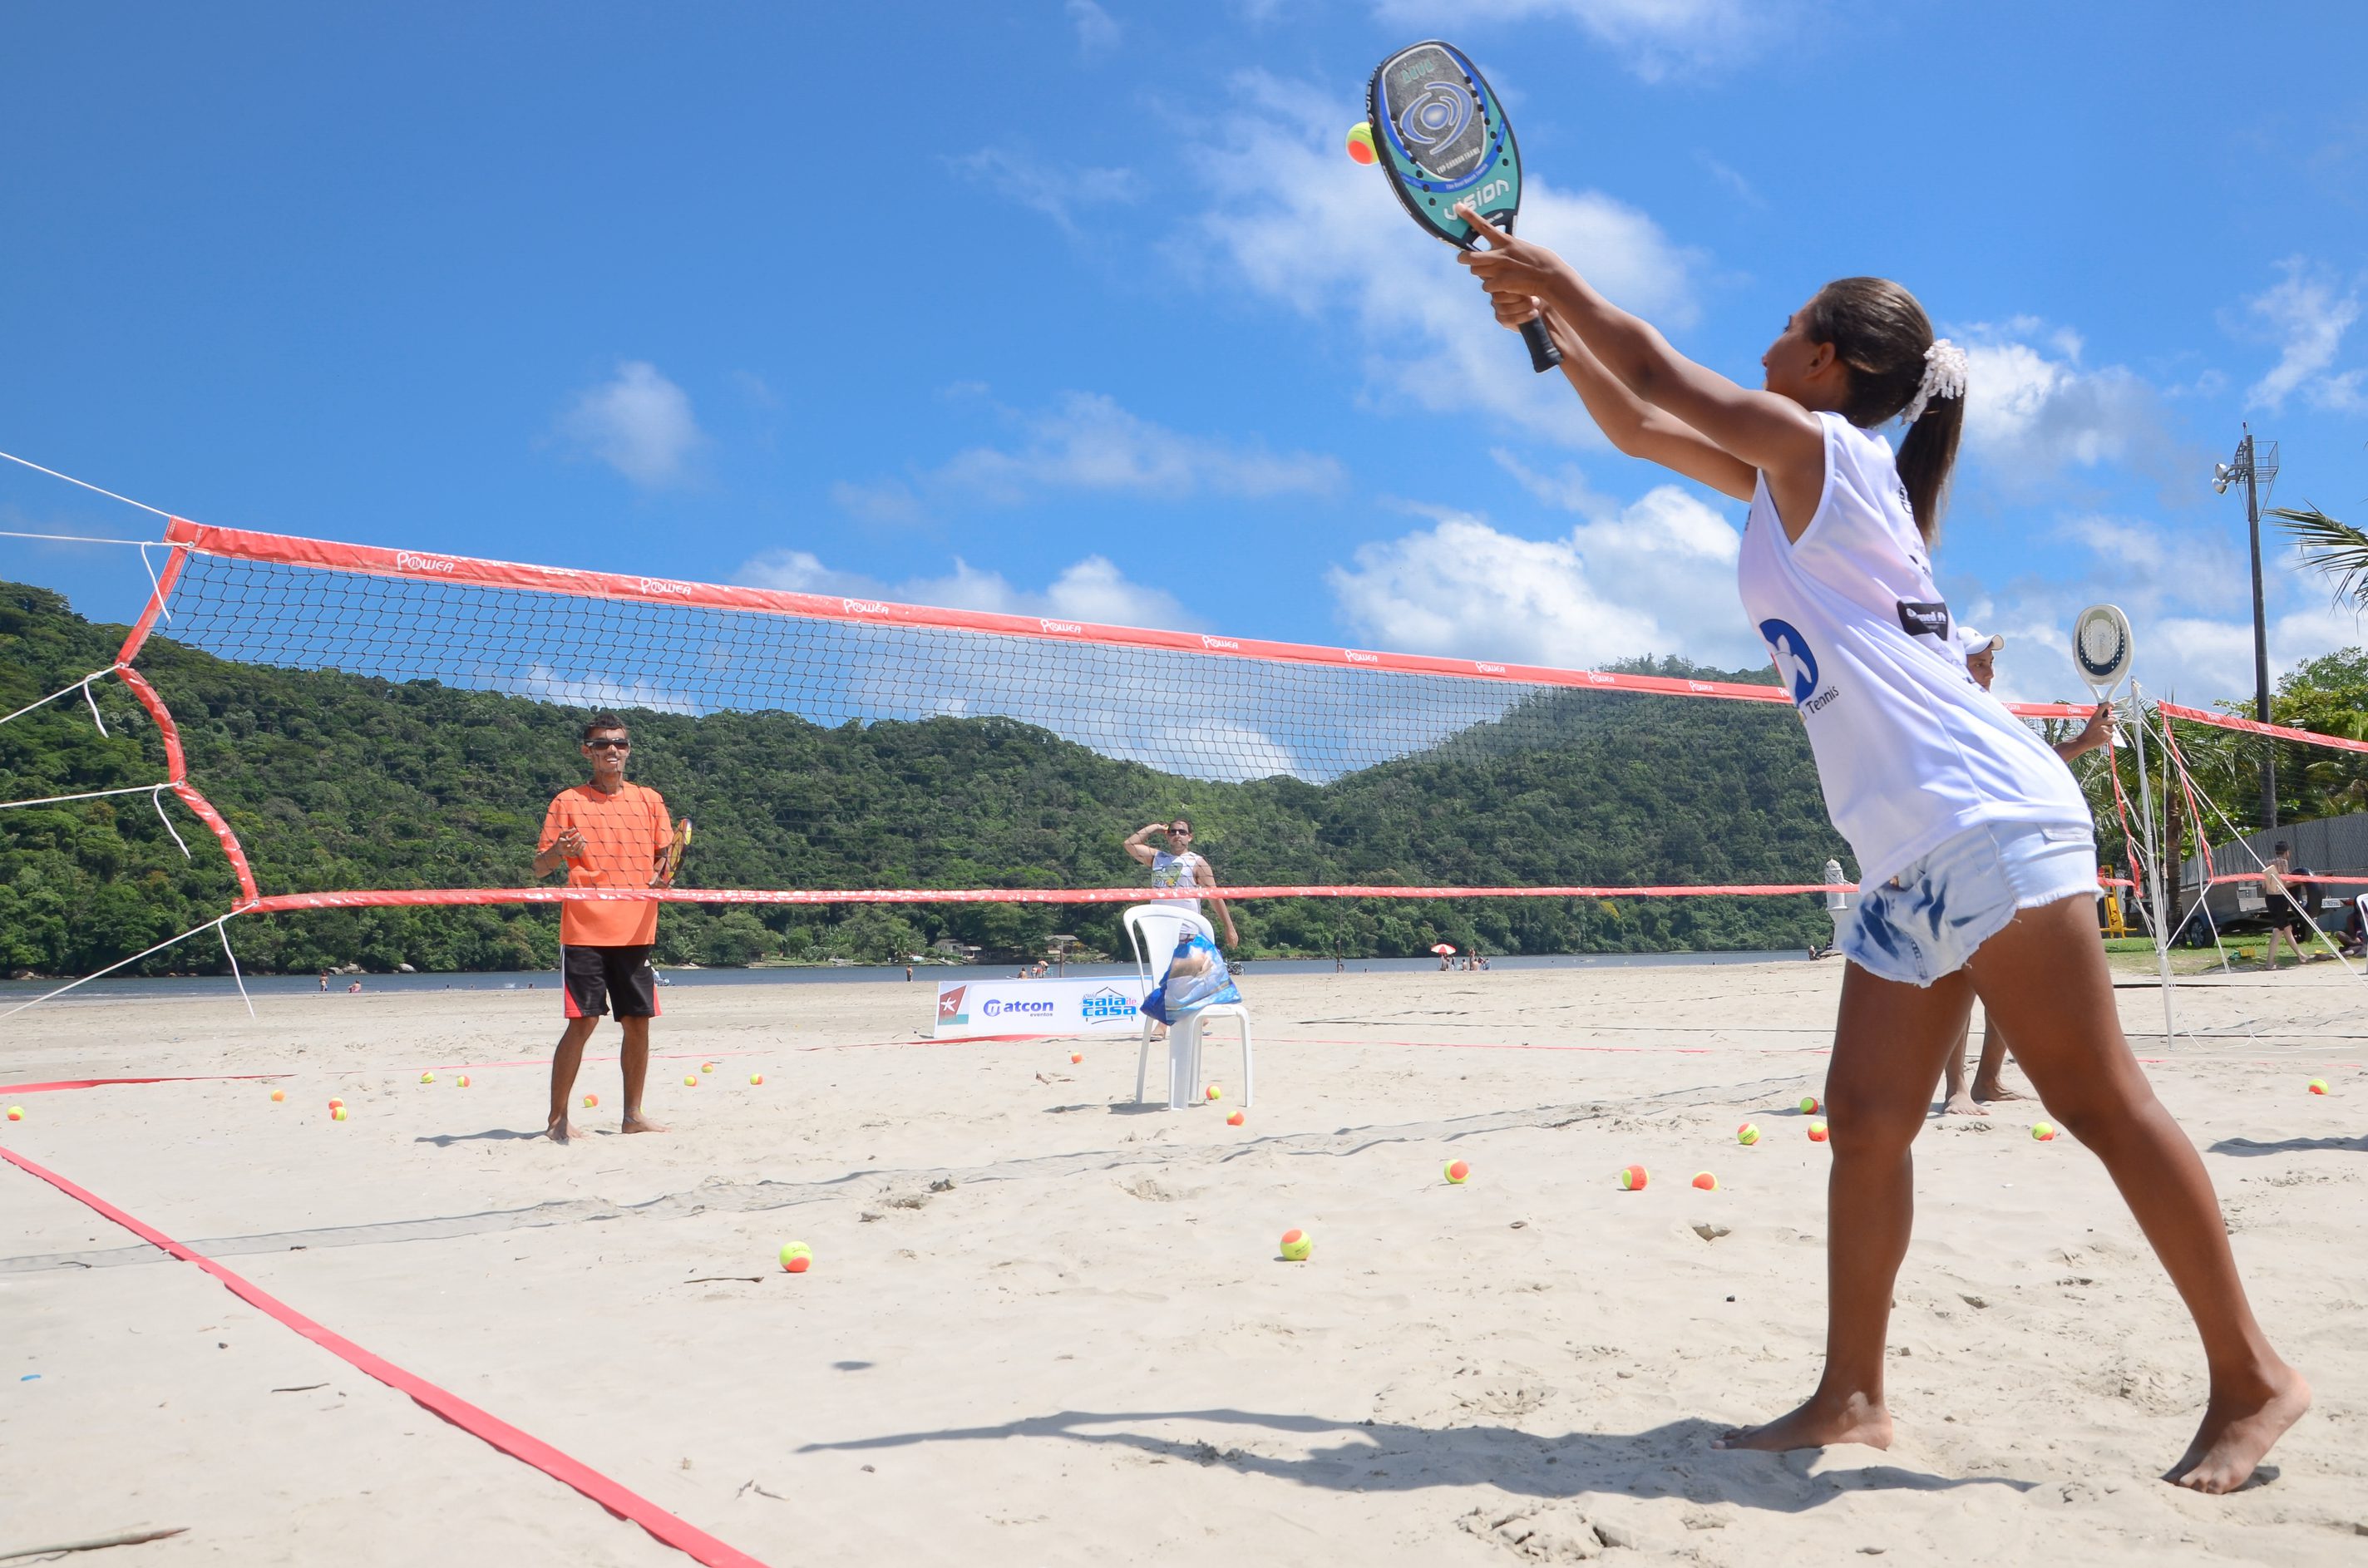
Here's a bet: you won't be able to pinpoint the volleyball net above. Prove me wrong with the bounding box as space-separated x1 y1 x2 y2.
14 507 2346 995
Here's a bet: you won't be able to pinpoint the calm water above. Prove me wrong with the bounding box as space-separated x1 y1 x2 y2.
2 949 1808 1005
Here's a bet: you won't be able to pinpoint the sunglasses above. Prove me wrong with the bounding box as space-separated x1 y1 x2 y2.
585 738 630 751
1169 826 1192 836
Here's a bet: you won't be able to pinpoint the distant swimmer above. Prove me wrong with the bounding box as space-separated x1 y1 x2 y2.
1458 224 2304 1490
1941 629 2114 1116
533 712 677 1144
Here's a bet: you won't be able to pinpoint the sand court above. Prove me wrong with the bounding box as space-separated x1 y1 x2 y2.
3 961 2365 1566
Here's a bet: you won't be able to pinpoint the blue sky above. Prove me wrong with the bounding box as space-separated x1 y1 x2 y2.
4 1 2366 710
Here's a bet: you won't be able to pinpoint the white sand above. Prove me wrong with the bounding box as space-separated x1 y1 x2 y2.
2 961 2364 1566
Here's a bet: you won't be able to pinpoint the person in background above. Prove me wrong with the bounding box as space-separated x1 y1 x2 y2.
2261 841 2306 972
1941 629 2114 1115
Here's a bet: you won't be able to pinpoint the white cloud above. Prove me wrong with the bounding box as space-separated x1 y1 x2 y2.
556 362 703 488
1369 0 1801 80
738 547 1201 632
2242 259 2364 413
1954 319 2176 491
949 148 1139 235
1326 486 1759 669
835 391 1343 518
1067 0 1120 57
1183 71 1704 444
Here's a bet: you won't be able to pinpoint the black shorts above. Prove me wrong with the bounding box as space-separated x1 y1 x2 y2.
561 944 661 1019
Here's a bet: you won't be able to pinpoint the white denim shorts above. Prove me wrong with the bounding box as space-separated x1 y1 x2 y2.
1840 820 2098 987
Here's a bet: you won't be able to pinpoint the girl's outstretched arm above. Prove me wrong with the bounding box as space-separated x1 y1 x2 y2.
1456 205 1823 492
1514 294 1754 501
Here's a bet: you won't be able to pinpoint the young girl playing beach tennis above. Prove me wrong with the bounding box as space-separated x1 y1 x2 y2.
1451 204 2306 1492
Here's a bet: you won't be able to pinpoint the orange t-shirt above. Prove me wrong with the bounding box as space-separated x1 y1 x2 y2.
540 782 672 947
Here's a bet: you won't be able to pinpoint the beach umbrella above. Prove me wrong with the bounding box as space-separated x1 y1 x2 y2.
1430 943 1456 956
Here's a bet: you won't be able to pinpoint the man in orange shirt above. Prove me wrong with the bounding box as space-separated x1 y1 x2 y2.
535 713 676 1142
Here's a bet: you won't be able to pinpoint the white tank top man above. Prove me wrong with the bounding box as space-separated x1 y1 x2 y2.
1122 817 1240 948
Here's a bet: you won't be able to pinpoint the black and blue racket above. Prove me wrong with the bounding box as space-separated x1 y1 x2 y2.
1364 40 1561 375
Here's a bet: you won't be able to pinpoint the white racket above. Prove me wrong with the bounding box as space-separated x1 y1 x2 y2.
2072 604 2134 697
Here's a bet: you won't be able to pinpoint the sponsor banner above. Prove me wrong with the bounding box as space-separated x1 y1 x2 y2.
934 976 1145 1040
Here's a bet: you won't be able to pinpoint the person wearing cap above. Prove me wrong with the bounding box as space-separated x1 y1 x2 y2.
1938 629 2116 1115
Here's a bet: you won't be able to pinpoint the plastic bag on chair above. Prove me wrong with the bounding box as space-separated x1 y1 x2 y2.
1140 929 1240 1025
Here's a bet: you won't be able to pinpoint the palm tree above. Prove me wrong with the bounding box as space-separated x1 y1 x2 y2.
2272 504 2368 605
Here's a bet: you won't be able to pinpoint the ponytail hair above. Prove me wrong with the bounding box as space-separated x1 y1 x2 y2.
1803 277 1965 542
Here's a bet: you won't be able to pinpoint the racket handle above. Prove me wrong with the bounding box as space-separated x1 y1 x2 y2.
1520 316 1562 374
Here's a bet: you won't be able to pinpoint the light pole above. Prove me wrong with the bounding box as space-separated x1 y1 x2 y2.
2214 427 2281 827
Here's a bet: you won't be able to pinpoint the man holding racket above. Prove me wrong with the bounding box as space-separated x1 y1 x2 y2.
534 713 677 1143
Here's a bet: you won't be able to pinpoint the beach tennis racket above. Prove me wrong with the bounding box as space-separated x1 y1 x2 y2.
654 816 692 886
1364 40 1561 374
2072 604 2134 696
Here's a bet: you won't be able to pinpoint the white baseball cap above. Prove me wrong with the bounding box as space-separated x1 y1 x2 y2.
1956 625 2005 657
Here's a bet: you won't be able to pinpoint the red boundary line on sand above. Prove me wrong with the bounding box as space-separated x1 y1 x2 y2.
0 1145 769 1568
0 1074 287 1095
165 517 2094 721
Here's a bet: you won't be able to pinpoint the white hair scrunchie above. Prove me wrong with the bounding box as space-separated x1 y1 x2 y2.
1900 338 1969 425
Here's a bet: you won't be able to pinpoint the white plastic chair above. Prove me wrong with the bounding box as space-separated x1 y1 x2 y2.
1122 902 1254 1110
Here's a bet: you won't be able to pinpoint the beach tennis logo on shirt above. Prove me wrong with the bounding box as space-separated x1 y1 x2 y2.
1081 986 1137 1023
1759 619 1832 710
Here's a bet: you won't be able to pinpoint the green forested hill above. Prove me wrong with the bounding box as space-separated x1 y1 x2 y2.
0 581 1843 975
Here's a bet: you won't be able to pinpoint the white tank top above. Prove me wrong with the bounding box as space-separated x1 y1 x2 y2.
1151 850 1206 907
1735 412 2089 887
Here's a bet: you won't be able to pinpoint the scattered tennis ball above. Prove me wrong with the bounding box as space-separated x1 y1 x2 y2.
1443 1159 1471 1184
1070 1053 1083 1064
683 1074 698 1087
331 1106 348 1122
1798 1095 1821 1115
779 1241 812 1273
456 1074 471 1088
1206 1084 1221 1102
4 1106 22 1122
327 1097 345 1111
419 1071 435 1084
270 1088 286 1102
2031 1122 2058 1141
583 1092 598 1109
748 1072 764 1086
1226 1110 1245 1127
1279 1228 1312 1261
1346 121 1376 165
2307 1077 2330 1095
700 1062 715 1074
1618 1164 1648 1191
1736 1122 1760 1145
1692 1171 1719 1191
1807 1120 1829 1143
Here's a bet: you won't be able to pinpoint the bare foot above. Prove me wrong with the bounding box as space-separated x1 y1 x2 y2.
546 1115 574 1144
1941 1089 1987 1117
1971 1081 2026 1104
2167 1365 2311 1493
620 1112 669 1135
1714 1389 1892 1452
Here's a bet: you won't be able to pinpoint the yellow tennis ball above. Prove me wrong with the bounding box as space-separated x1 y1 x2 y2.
1798 1095 1821 1115
270 1088 286 1102
1346 121 1376 165
1807 1120 1829 1143
1206 1084 1221 1102
1736 1122 1760 1145
749 1072 764 1086
1279 1228 1311 1261
1443 1159 1470 1184
2307 1077 2330 1095
456 1074 471 1088
331 1106 348 1122
419 1071 435 1084
2031 1121 2058 1141
683 1074 698 1087
4 1106 22 1122
779 1242 812 1273
582 1092 598 1108
700 1062 715 1074
1692 1171 1719 1191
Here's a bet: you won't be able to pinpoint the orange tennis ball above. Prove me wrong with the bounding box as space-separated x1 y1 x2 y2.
4 1106 22 1122
269 1088 286 1102
583 1092 598 1108
1443 1159 1471 1184
1692 1171 1719 1191
1798 1095 1821 1115
1346 121 1376 165
1619 1164 1647 1191
327 1097 344 1111
330 1106 348 1122
748 1072 764 1086
1226 1110 1245 1127
1736 1122 1760 1145
456 1074 471 1088
2031 1121 2059 1141
1807 1119 1830 1142
1070 1053 1082 1064
1206 1084 1221 1102
700 1062 715 1073
419 1071 435 1084
2307 1077 2330 1095
779 1241 812 1273
1279 1228 1311 1261
683 1074 698 1087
